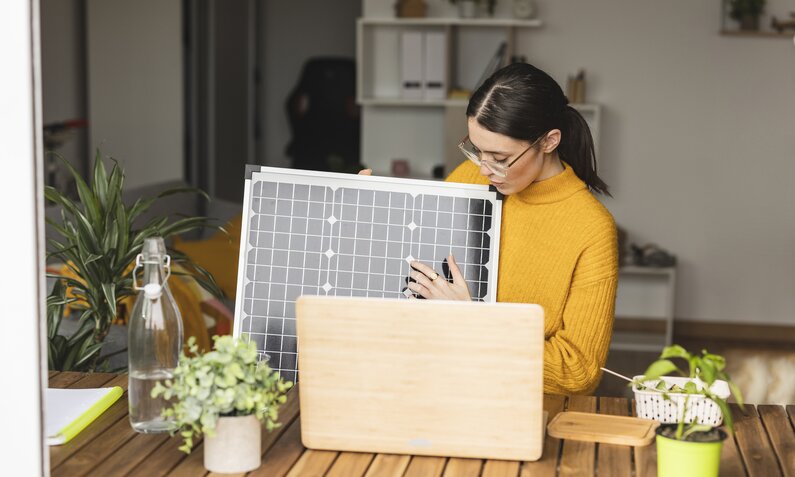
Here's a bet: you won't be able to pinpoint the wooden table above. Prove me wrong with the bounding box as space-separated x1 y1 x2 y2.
49 371 795 477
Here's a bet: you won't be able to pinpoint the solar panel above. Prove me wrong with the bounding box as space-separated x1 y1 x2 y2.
233 166 503 382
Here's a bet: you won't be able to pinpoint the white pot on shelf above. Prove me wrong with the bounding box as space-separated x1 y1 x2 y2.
513 0 536 19
457 0 477 18
203 414 262 473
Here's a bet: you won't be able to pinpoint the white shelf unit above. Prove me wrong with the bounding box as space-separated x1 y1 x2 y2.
611 266 677 352
356 17 601 179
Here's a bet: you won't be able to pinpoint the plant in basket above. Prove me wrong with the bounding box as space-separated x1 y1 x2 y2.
633 345 744 477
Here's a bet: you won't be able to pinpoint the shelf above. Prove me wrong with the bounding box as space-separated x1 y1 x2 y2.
610 331 668 352
360 17 544 28
619 265 676 276
720 29 794 38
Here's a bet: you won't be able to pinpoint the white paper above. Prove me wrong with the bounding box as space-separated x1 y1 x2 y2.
45 387 117 444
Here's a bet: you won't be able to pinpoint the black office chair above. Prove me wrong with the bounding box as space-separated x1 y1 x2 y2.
285 57 362 173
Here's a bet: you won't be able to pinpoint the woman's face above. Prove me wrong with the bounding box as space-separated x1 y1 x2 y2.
467 117 561 195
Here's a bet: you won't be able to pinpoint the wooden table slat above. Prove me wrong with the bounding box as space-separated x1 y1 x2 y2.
720 424 749 477
788 406 795 425
48 371 88 388
481 459 520 477
249 419 305 477
326 452 376 477
597 397 632 477
284 449 338 477
67 372 118 388
758 405 795 477
520 394 566 477
559 395 597 477
91 433 170 477
49 370 60 378
52 410 138 477
731 403 783 477
126 435 193 477
165 442 206 477
363 454 411 477
403 455 446 477
49 374 130 468
442 458 482 477
631 400 657 477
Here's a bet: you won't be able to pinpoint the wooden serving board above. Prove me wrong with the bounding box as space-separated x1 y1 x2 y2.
547 411 659 446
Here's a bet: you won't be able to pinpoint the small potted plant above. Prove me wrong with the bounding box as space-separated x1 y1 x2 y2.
729 0 766 31
633 345 744 477
152 335 293 473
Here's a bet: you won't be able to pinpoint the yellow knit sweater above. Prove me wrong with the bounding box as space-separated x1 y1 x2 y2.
447 161 618 395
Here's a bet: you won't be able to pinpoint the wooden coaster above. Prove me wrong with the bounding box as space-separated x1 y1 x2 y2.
547 411 659 446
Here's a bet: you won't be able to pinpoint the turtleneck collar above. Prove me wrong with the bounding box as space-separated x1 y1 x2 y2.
511 162 587 205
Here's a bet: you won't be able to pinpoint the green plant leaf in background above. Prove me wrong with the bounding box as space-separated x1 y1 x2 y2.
45 151 224 372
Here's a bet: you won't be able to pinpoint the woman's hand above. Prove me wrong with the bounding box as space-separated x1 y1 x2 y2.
358 169 372 176
407 254 471 301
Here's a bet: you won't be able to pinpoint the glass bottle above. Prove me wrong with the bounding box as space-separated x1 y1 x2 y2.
128 237 183 433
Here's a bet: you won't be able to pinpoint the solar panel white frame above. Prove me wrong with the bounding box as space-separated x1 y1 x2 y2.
233 166 503 382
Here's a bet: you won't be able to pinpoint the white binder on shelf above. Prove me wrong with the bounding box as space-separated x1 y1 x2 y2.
423 31 447 101
400 31 424 99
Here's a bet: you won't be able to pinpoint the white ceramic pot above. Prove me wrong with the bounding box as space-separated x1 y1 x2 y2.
203 414 261 473
458 0 477 18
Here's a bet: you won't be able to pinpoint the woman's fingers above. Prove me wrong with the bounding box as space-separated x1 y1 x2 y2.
446 255 472 301
406 280 430 298
447 254 466 284
358 169 372 176
410 261 439 281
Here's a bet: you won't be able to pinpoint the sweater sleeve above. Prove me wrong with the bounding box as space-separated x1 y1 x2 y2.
543 222 619 395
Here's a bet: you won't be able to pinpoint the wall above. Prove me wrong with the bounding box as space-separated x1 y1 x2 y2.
260 0 362 168
41 0 87 179
86 0 184 189
364 0 795 325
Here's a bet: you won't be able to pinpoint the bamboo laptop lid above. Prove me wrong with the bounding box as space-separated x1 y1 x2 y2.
295 296 545 461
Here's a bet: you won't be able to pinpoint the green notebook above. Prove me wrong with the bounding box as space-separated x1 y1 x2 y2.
46 386 123 445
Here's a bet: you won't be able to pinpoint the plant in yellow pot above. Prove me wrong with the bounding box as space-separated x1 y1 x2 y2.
633 346 744 477
152 335 293 474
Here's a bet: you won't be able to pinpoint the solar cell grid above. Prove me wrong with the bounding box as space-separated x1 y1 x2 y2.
234 167 502 382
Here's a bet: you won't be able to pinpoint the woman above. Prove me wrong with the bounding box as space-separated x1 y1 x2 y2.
370 63 618 395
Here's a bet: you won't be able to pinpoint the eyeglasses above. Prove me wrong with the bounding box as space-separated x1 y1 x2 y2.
457 135 542 178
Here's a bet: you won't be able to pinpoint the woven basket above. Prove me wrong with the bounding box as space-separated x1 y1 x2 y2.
632 376 731 426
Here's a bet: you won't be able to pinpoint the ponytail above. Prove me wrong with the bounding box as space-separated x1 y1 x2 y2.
560 106 610 196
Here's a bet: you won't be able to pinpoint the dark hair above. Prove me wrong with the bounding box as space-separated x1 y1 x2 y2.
466 63 609 196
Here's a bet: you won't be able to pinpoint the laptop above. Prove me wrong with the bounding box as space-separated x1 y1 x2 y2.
295 296 545 461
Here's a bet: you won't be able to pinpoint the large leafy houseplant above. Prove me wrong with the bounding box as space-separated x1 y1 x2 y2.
152 336 293 472
45 152 224 371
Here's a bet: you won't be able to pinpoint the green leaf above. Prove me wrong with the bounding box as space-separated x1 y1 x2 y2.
729 381 744 408
716 398 734 434
660 345 690 361
641 359 679 381
93 150 109 210
100 283 117 321
697 358 717 386
58 153 103 227
681 424 714 441
158 186 211 202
